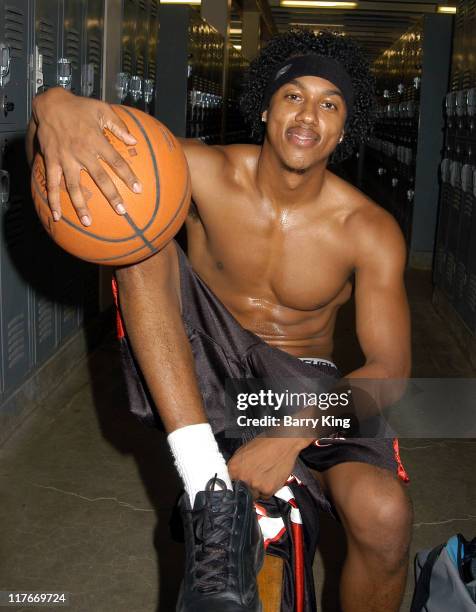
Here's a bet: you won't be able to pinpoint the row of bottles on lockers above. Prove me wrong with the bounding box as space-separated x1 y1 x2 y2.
433 0 476 334
186 9 224 144
363 23 424 245
0 0 105 402
116 0 158 114
223 44 249 145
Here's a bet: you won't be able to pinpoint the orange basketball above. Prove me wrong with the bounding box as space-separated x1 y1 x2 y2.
31 105 191 266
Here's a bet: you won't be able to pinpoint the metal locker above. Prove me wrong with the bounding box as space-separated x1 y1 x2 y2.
62 0 86 95
54 0 87 340
0 133 32 395
30 215 58 366
433 157 452 288
135 0 146 78
145 0 158 114
128 0 147 109
121 0 136 104
34 0 61 92
0 0 30 132
83 0 104 99
56 251 82 342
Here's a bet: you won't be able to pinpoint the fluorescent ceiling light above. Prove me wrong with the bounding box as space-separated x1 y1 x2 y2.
230 28 242 34
281 1 357 8
437 5 457 12
233 45 242 50
290 22 344 27
161 0 201 4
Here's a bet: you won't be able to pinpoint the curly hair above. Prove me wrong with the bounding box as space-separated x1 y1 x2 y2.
239 29 376 164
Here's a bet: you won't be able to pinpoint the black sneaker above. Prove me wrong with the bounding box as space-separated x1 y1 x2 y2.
176 477 264 611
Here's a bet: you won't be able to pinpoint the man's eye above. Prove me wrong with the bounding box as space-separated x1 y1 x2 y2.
322 101 337 110
285 94 301 101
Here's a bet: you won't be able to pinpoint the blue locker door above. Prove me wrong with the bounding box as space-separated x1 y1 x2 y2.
30 212 58 366
145 0 158 115
0 133 32 395
62 0 85 95
56 250 82 342
34 0 61 91
121 0 137 105
83 0 104 99
55 0 86 341
0 0 30 132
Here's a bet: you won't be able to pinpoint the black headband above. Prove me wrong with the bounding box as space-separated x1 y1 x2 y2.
261 54 354 118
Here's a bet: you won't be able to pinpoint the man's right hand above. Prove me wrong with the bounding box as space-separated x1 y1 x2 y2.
31 87 142 226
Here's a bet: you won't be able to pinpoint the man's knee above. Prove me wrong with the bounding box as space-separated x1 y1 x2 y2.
338 472 413 570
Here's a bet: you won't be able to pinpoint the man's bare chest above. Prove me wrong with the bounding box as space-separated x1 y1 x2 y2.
187 198 354 312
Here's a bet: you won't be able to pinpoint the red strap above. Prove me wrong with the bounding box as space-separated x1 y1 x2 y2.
291 521 305 612
393 438 410 483
111 277 125 339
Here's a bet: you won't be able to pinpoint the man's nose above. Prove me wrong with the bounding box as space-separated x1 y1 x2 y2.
295 100 318 124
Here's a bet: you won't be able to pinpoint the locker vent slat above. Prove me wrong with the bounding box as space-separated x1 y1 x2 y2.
148 58 156 80
66 29 80 69
468 274 476 312
123 50 132 74
5 199 24 252
38 19 55 64
88 36 101 68
38 299 54 343
150 1 158 18
139 0 146 10
5 5 25 57
7 314 26 369
136 55 144 76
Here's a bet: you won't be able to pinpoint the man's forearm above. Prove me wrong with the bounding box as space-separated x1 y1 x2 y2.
115 252 208 433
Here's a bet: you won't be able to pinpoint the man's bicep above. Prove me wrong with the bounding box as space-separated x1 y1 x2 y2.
354 217 411 378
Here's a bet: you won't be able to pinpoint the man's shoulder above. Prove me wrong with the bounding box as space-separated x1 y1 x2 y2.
327 172 406 261
182 141 260 193
220 143 261 172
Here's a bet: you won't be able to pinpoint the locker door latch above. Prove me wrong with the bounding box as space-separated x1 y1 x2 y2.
0 44 11 88
57 58 72 90
130 76 143 103
115 72 130 102
467 88 476 117
0 94 14 117
0 170 10 206
30 45 44 95
82 63 95 97
143 79 154 104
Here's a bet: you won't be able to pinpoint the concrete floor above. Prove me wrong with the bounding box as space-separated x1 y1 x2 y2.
0 268 475 612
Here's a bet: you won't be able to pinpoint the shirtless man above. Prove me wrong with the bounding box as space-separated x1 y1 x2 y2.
28 29 412 612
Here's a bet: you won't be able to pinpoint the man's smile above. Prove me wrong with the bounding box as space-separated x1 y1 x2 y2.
286 127 321 148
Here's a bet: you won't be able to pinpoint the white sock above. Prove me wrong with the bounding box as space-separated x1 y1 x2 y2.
167 423 233 506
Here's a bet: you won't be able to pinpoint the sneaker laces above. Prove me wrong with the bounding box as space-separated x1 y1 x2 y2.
192 476 236 593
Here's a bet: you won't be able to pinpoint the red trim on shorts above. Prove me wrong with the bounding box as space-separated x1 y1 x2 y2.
291 521 304 612
111 277 125 339
393 438 410 483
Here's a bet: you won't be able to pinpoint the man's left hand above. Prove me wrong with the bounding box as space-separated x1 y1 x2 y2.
227 436 310 499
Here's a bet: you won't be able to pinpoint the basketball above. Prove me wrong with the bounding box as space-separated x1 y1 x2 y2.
31 105 191 266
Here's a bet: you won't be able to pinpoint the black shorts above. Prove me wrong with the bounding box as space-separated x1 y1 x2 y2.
111 241 409 612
